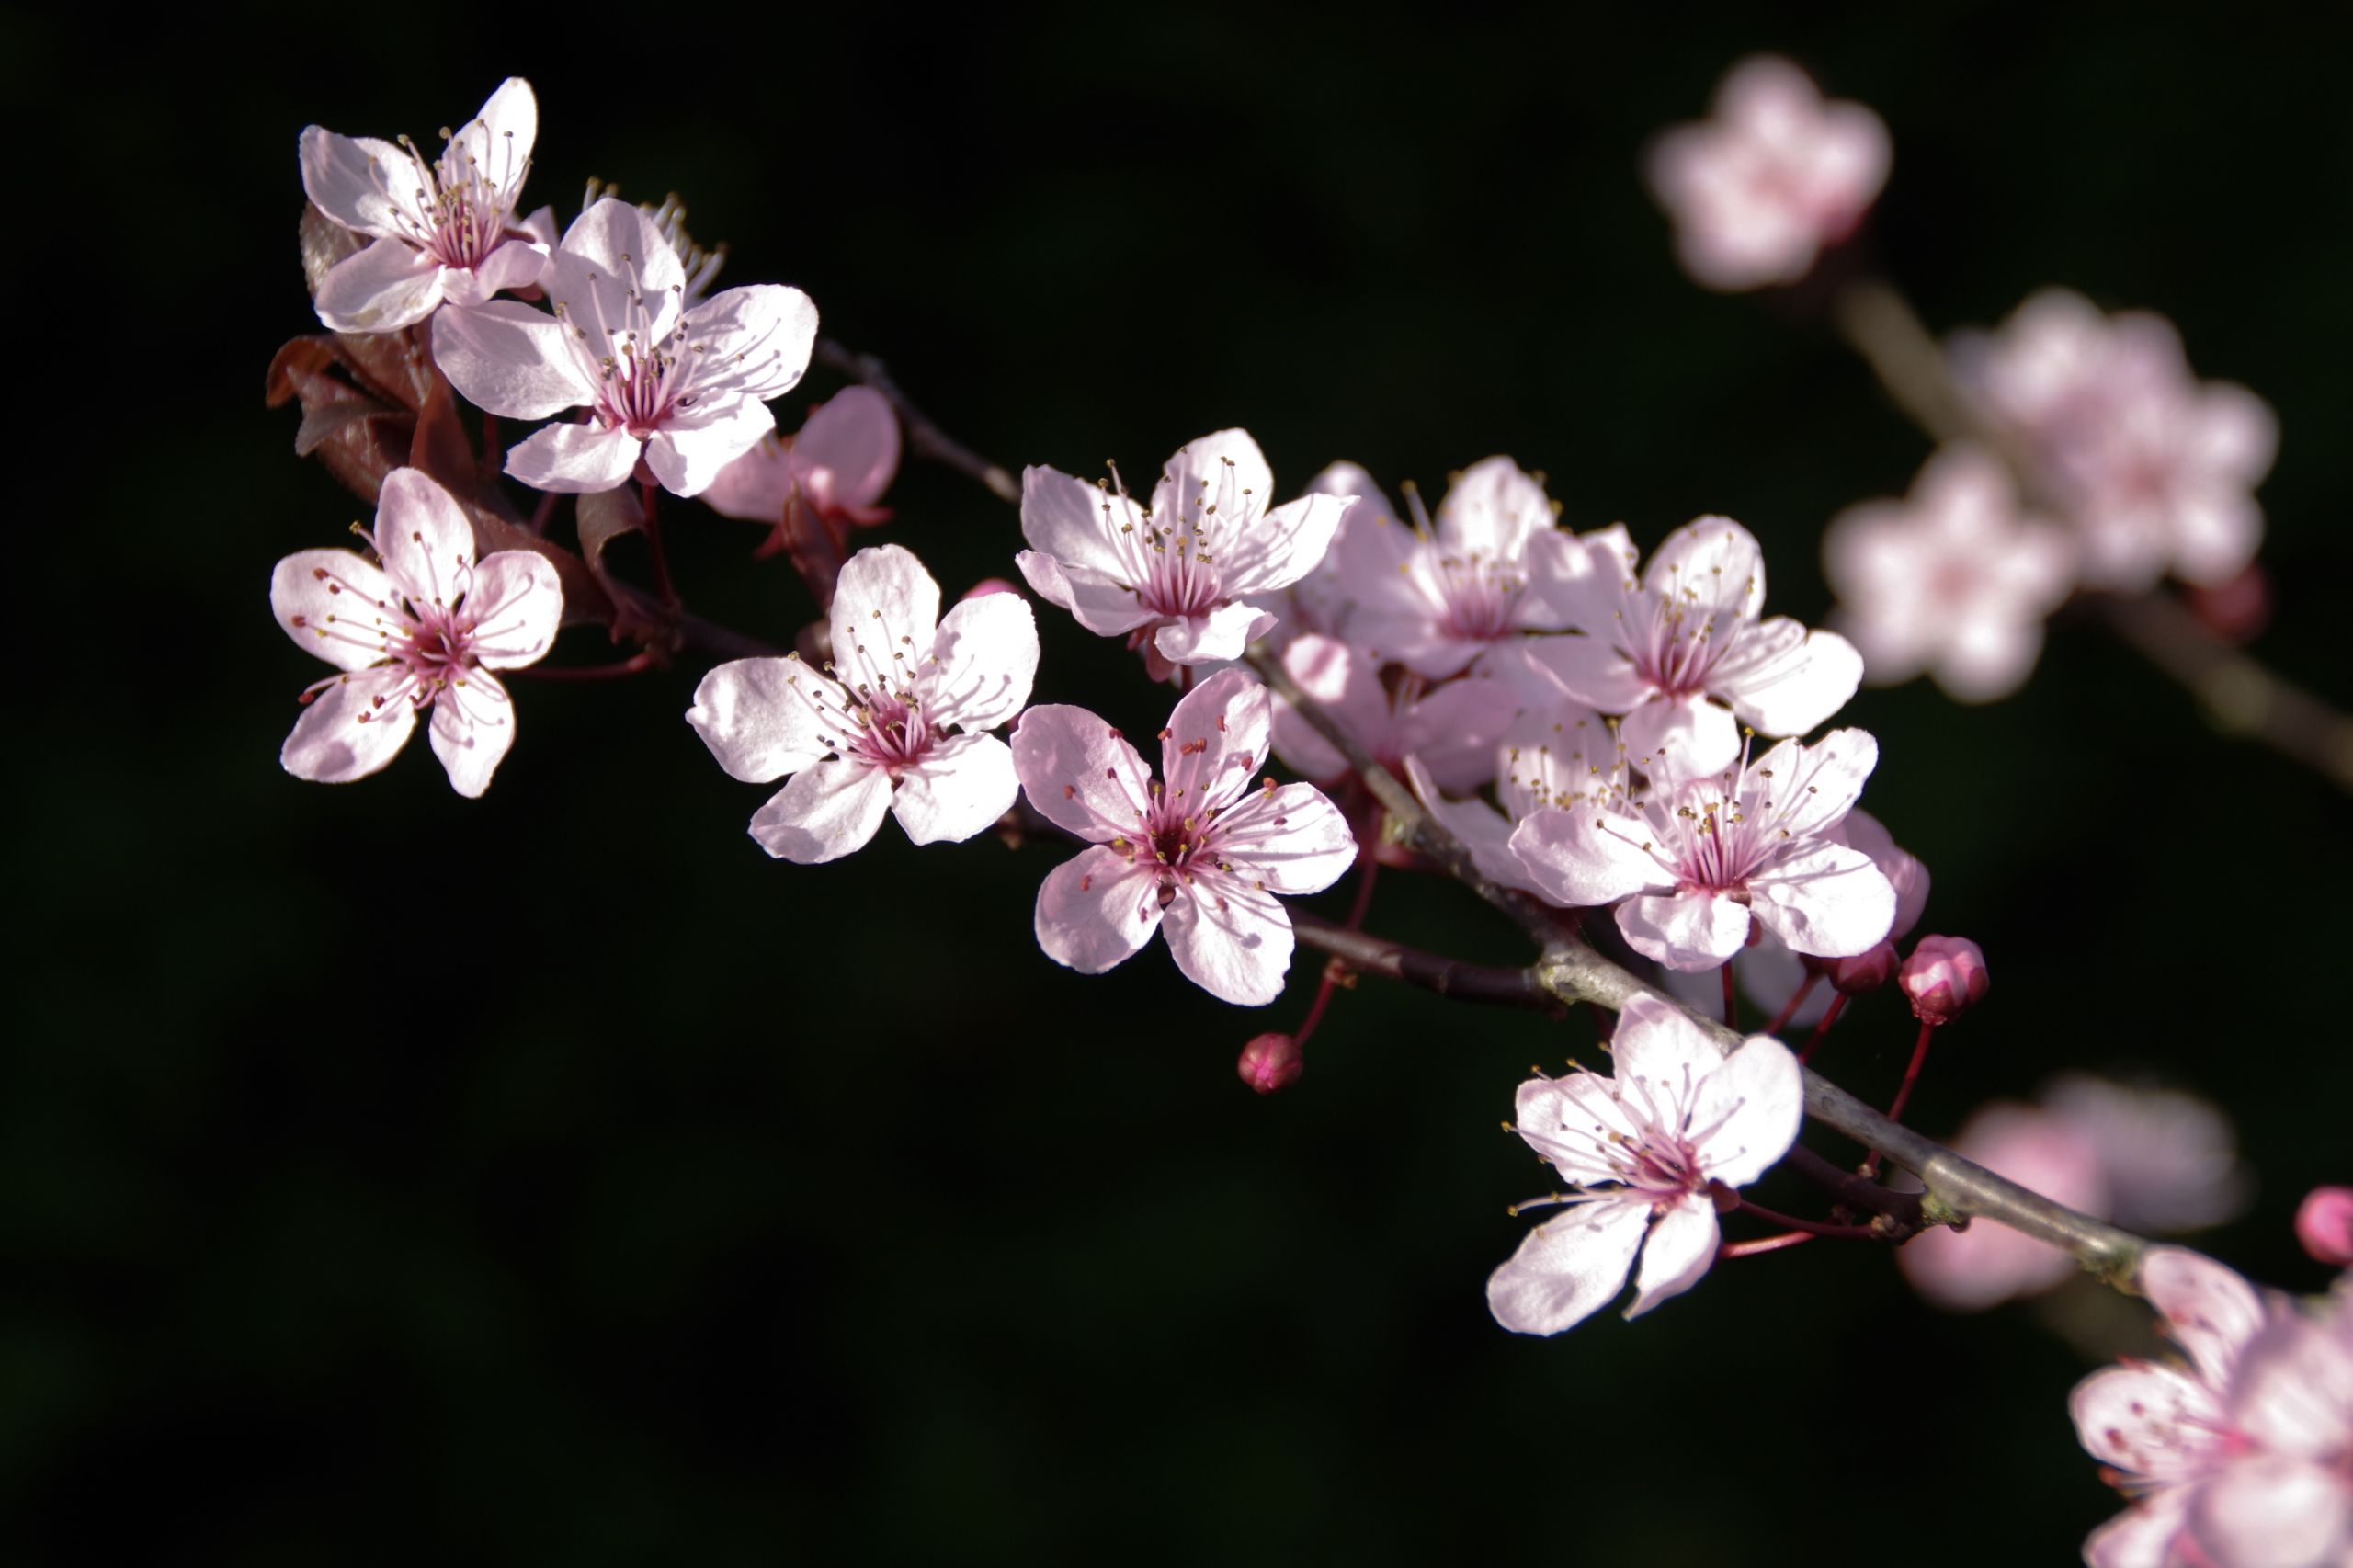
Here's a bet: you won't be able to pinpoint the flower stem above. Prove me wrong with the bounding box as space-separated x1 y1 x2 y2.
640 477 679 610
1799 992 1848 1064
1722 964 1739 1029
1766 972 1820 1037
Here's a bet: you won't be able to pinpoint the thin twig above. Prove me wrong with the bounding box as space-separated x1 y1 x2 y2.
815 338 1020 505
1289 914 1558 1011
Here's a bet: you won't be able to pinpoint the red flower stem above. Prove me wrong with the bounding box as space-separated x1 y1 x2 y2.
529 489 558 535
482 412 502 472
1720 1231 1816 1260
1766 973 1820 1037
1731 1198 1881 1242
1292 821 1387 1050
1722 964 1738 1029
1798 992 1848 1064
1859 1019 1940 1182
640 477 679 609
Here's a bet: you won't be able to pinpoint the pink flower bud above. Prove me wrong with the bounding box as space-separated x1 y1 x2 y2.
1900 936 1988 1024
961 577 1021 601
1828 940 1898 995
1237 1032 1304 1095
2186 563 2271 645
2294 1186 2353 1267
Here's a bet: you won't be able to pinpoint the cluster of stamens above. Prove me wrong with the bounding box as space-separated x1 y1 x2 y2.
290 531 540 730
383 125 528 272
1097 451 1255 619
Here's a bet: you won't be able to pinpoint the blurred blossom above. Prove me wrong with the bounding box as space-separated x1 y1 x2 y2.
1489 995 1802 1335
1824 445 2075 702
2043 1074 2251 1234
1900 1102 2108 1312
2296 1187 2353 1268
1644 54 1890 291
703 386 903 530
1949 289 2278 591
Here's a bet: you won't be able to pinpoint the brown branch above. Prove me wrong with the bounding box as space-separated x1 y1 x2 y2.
1290 913 1558 1011
815 338 1020 505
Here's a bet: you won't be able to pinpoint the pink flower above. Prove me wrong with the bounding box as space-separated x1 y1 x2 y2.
1011 669 1357 1006
1900 935 1988 1024
1017 431 1353 679
432 199 819 496
1269 634 1521 790
686 544 1039 863
701 385 901 529
270 468 563 796
2044 1075 2250 1236
300 79 549 333
1644 55 1891 292
1949 289 2278 591
1324 457 1590 679
1404 685 1624 897
1488 994 1802 1335
2071 1249 2353 1568
1531 516 1863 780
1238 460 1397 653
1508 730 1895 971
1824 445 2076 701
1898 1102 2109 1312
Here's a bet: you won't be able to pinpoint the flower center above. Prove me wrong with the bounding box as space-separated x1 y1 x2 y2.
1433 553 1522 642
388 127 527 273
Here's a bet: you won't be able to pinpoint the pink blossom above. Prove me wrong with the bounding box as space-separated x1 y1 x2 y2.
432 199 819 497
300 79 550 333
1898 1103 2108 1312
1404 685 1623 898
2044 1075 2250 1235
1488 994 1802 1335
1949 289 2278 591
1238 460 1397 653
1644 55 1891 292
1531 516 1863 780
1270 634 1520 790
1824 445 2076 701
1016 431 1354 679
2071 1249 2353 1568
686 544 1039 863
1011 669 1357 1006
1324 457 1590 679
1508 730 1895 971
2299 1189 2353 1268
701 385 901 529
1900 935 1988 1024
270 468 563 797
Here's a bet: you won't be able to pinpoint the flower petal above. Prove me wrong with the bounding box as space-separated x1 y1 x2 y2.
1508 803 1664 909
1486 1197 1650 1335
505 421 642 494
1211 784 1357 895
298 129 414 238
432 300 598 420
891 733 1019 846
1520 633 1652 713
747 758 893 863
444 78 538 206
272 549 400 672
1035 846 1163 973
462 551 563 671
1150 429 1275 534
1687 1035 1803 1188
1625 1197 1720 1318
314 238 446 333
376 468 479 608
1437 456 1552 560
2188 1453 2350 1568
1012 551 1156 637
2081 1494 2192 1568
2143 1247 2268 1391
1620 889 1752 971
1722 621 1866 738
829 544 942 676
426 671 517 798
644 397 777 498
1019 464 1147 580
1609 993 1732 1085
793 385 901 510
1153 600 1270 665
1010 703 1154 842
1222 492 1353 597
1621 690 1740 780
2070 1361 2226 1484
680 284 820 405
1162 667 1271 812
553 199 685 340
280 667 418 784
687 656 845 782
1163 878 1294 1006
442 238 545 307
921 591 1040 734
1643 516 1766 623
1746 841 1895 959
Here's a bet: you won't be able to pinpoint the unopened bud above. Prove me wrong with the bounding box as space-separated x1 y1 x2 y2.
961 577 1021 601
2186 564 2271 645
1900 936 1988 1024
1237 1032 1304 1095
1828 940 1898 995
2294 1186 2353 1267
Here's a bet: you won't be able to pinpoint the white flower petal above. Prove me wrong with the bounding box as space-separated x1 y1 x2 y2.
747 758 894 864
891 733 1019 846
1486 1197 1650 1336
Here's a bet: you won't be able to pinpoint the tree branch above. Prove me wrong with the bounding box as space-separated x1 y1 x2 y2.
1290 913 1558 1011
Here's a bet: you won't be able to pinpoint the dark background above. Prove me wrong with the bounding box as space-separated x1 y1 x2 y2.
11 5 2352 1562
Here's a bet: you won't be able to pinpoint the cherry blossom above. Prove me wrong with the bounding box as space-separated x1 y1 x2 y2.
1404 680 1624 898
702 385 901 531
1898 1102 2108 1312
1530 517 1863 780
301 79 549 333
1238 460 1397 653
1824 445 2076 702
270 468 563 797
1016 431 1352 680
1270 634 1520 790
1488 994 1802 1335
1325 457 1590 679
432 199 819 497
1011 669 1356 1006
1508 730 1895 971
686 545 1039 863
2071 1248 2353 1568
1644 55 1891 292
1949 289 2279 591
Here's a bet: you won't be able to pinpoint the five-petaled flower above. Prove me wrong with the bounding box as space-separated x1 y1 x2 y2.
1509 728 1895 971
1533 516 1863 780
1016 430 1354 681
687 544 1040 863
433 198 818 497
300 79 550 333
270 468 563 796
1011 668 1357 1006
1644 55 1891 292
1489 994 1802 1335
